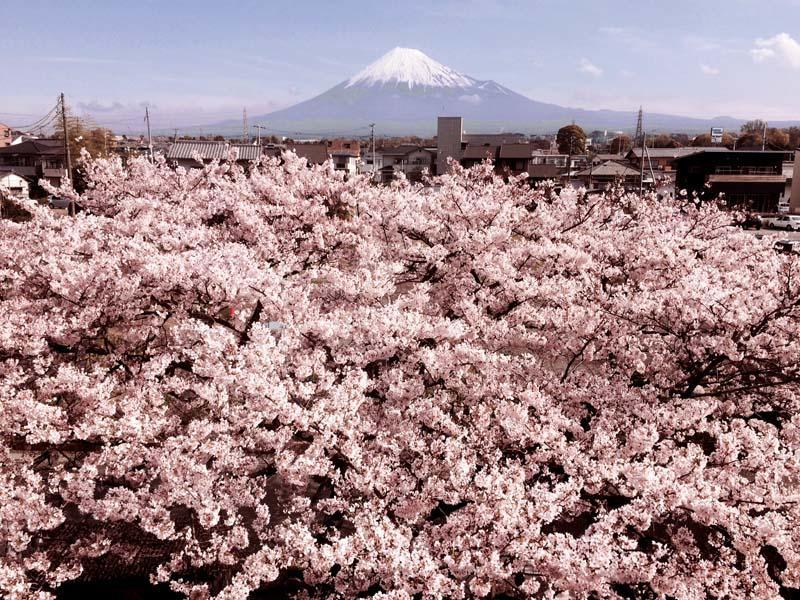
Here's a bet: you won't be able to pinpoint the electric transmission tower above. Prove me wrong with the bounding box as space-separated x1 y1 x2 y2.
634 106 643 146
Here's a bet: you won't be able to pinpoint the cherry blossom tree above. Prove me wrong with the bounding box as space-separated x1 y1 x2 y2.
1 152 799 599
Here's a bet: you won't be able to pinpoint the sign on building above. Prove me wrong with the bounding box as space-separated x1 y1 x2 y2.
710 127 724 144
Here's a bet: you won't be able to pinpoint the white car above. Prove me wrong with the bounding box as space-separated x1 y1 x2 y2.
769 215 800 231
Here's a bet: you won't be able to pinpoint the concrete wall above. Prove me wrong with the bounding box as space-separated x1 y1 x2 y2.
791 152 800 214
436 117 462 175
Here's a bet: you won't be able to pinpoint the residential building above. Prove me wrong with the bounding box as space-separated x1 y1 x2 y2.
328 140 360 157
326 139 360 176
527 164 561 183
0 123 13 148
674 150 793 213
358 150 382 176
780 161 793 212
11 134 38 146
286 142 329 165
459 144 498 169
592 153 626 165
0 139 66 188
331 151 359 176
463 132 527 145
530 153 589 171
626 146 729 172
379 145 435 182
574 160 642 189
496 143 534 175
791 151 800 214
166 141 264 169
0 172 30 198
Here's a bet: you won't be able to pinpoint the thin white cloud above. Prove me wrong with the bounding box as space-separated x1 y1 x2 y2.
578 58 603 78
700 64 720 76
751 33 800 68
34 56 124 65
458 94 482 104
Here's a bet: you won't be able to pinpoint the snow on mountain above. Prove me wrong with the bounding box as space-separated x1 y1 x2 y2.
208 48 756 136
346 47 476 89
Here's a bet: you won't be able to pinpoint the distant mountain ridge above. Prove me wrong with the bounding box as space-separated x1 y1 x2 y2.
208 47 797 137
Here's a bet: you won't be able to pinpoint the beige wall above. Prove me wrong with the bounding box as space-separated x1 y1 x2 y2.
791 152 800 214
436 117 462 175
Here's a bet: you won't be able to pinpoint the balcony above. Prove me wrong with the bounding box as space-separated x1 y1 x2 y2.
708 174 785 184
42 167 66 178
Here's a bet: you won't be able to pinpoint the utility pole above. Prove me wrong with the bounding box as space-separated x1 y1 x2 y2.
369 123 376 179
173 128 179 143
639 130 646 195
242 108 248 143
645 143 656 190
144 106 153 163
59 93 74 215
565 132 574 188
762 120 768 151
253 124 268 146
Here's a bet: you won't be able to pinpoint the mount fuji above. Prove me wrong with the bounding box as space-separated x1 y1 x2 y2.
213 48 749 136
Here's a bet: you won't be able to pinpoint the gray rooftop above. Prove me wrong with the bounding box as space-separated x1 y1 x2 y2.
627 146 729 159
166 141 264 161
575 160 639 177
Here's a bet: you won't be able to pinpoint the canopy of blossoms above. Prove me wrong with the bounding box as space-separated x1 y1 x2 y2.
0 153 798 599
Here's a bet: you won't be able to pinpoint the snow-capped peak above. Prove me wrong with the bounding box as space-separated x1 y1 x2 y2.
346 47 476 89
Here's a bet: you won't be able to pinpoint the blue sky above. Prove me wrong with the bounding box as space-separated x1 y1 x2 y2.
2 0 800 133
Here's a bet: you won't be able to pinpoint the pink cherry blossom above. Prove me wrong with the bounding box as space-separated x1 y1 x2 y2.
0 153 798 598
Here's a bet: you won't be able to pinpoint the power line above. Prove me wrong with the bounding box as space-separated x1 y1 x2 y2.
9 99 61 132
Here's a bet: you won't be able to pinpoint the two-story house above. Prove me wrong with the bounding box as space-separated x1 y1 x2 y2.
0 139 66 189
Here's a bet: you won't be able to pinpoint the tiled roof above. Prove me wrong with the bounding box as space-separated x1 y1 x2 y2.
594 153 626 162
0 139 64 156
166 141 263 161
627 146 729 159
575 160 639 177
328 140 361 157
380 144 427 156
498 143 533 159
461 145 498 160
287 143 329 164
464 133 527 145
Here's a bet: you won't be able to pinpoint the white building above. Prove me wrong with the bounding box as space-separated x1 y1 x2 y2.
779 160 793 212
331 152 359 176
0 172 30 198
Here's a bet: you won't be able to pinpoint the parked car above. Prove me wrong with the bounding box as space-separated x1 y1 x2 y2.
47 196 71 209
774 215 800 231
774 239 800 254
738 213 762 229
762 215 800 230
